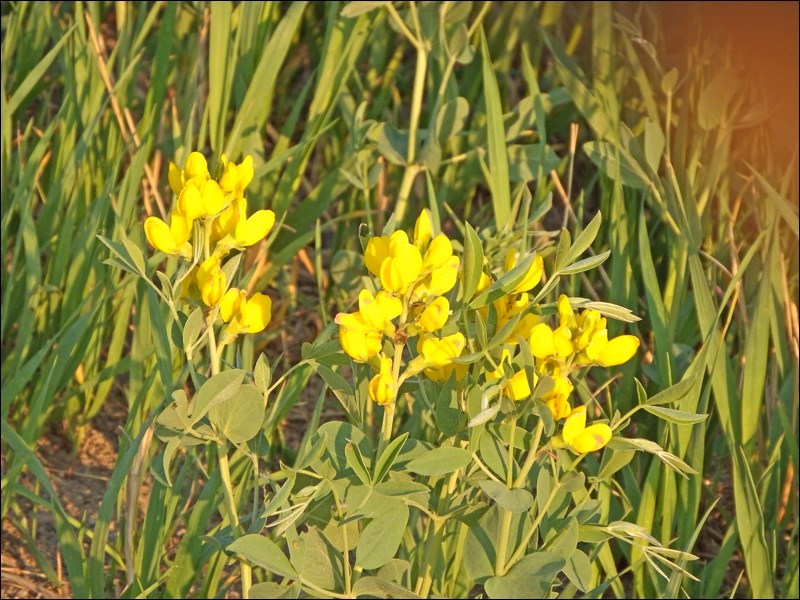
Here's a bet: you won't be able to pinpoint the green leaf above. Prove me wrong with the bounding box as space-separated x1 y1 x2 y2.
643 405 708 425
563 549 592 592
462 222 485 302
584 141 650 190
355 503 409 570
351 576 422 598
345 440 372 486
478 480 533 512
208 384 266 443
190 369 246 424
559 250 610 275
697 70 739 129
370 122 408 166
183 308 204 352
288 527 341 591
480 27 510 228
228 534 297 580
248 581 301 599
469 253 539 309
563 211 602 266
254 353 272 396
373 432 409 485
507 144 561 182
405 446 472 477
484 552 565 599
436 97 470 142
340 1 389 18
643 119 665 173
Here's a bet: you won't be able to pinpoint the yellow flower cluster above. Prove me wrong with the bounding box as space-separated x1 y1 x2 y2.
336 211 464 406
144 152 274 337
479 259 638 453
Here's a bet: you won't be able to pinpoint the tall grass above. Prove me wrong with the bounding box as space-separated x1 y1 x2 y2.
1 2 796 598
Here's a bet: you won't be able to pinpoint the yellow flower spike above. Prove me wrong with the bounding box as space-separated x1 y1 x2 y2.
530 323 556 358
560 405 612 453
196 256 226 307
417 296 450 333
234 207 275 247
335 311 383 362
414 209 433 249
504 251 544 294
144 212 192 258
423 234 453 269
364 236 390 276
368 355 395 405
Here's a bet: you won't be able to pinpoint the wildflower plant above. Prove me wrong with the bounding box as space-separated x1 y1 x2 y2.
220 208 703 599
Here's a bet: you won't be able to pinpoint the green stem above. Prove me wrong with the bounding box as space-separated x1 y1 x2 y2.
217 441 251 599
330 479 352 595
495 509 514 576
416 471 457 597
513 419 544 488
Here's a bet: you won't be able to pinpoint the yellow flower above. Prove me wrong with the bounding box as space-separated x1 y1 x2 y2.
168 151 210 195
379 231 423 294
541 375 574 420
220 288 272 336
368 355 395 405
416 296 450 333
422 234 453 269
486 350 534 401
414 209 433 249
505 250 544 294
585 330 640 366
213 198 275 252
178 179 226 220
559 405 612 453
407 332 467 381
364 236 390 277
217 154 254 199
529 323 556 358
357 289 402 333
144 212 192 258
335 311 383 362
196 256 225 307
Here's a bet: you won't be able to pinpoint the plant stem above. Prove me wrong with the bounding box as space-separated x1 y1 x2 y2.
217 441 251 599
514 419 544 488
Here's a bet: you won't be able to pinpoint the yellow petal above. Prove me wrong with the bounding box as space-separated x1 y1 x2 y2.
423 234 453 269
202 180 226 216
358 289 385 329
530 323 556 358
240 293 272 334
598 335 640 367
562 405 588 445
145 216 179 254
427 256 459 295
178 184 204 221
236 209 275 247
364 236 389 276
513 254 544 293
218 162 239 194
506 370 531 401
220 288 244 323
414 209 433 248
569 423 612 453
417 296 449 332
184 152 209 179
368 371 395 405
557 295 574 327
376 292 402 320
168 161 183 195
